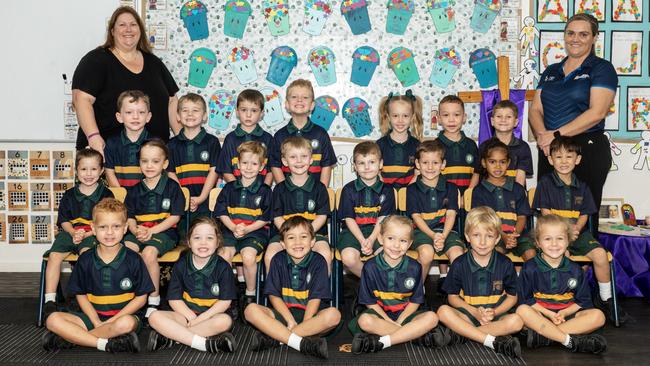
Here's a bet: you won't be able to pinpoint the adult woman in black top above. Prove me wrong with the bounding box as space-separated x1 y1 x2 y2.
72 6 180 152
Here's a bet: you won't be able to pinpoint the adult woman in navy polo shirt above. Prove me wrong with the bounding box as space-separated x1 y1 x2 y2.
529 13 617 233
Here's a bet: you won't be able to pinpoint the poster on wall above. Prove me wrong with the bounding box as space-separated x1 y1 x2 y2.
627 87 650 131
611 31 643 76
604 87 620 130
537 0 568 23
574 0 606 21
612 0 643 22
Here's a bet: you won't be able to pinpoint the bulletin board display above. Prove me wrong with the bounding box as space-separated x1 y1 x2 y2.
145 0 524 140
534 0 650 140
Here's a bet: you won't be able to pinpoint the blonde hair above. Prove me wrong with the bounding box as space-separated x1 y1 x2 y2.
178 93 207 113
92 198 128 223
464 206 503 237
534 214 576 244
380 215 414 240
286 79 314 100
281 136 312 158
378 94 424 141
237 141 267 164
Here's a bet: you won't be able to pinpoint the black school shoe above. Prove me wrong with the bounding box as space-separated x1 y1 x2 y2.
352 333 384 354
41 331 74 351
300 337 328 359
413 326 451 348
147 330 174 352
570 334 607 355
593 295 629 325
525 329 552 349
239 295 256 325
492 336 521 358
438 325 468 346
206 332 236 353
106 332 141 353
250 330 280 351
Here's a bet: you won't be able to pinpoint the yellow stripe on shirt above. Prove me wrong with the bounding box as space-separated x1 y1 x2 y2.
533 292 574 301
443 166 474 174
70 218 92 226
114 166 142 174
135 213 171 222
496 212 518 222
354 206 381 214
421 209 446 221
283 212 317 221
459 290 504 306
550 209 580 219
282 288 309 300
227 207 263 216
87 292 135 305
175 163 210 174
382 165 411 173
373 290 413 300
183 292 218 307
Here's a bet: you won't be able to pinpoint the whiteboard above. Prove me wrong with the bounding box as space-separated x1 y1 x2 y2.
0 0 116 141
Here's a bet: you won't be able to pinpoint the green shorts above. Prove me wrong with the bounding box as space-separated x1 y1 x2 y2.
271 307 306 325
270 234 329 246
456 307 511 327
71 311 142 333
348 308 427 336
496 234 536 257
222 234 267 254
569 231 602 256
48 232 96 255
124 232 176 256
412 229 465 255
337 226 380 254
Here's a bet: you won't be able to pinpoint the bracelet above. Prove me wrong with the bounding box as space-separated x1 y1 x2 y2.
86 132 100 140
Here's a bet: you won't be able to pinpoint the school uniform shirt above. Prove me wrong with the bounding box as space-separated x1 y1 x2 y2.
272 175 330 236
505 137 533 178
125 175 186 241
269 119 337 182
532 172 597 229
470 177 531 233
215 124 273 178
67 245 154 319
265 250 330 310
214 176 272 240
376 134 419 188
438 132 479 192
57 184 114 231
517 254 593 310
443 251 517 309
406 176 459 231
167 128 221 213
167 252 237 314
358 254 424 321
104 129 150 187
338 178 395 228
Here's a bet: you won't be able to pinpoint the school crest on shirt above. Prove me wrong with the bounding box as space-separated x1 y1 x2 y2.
379 194 386 204
492 280 503 292
408 155 415 165
162 198 171 210
510 200 516 210
574 196 583 206
311 139 319 150
254 196 262 207
306 272 312 284
567 278 578 290
200 151 209 162
211 283 220 296
308 199 316 211
404 277 416 290
120 277 133 290
465 154 474 164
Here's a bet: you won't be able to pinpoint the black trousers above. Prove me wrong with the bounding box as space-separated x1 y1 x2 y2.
537 131 612 235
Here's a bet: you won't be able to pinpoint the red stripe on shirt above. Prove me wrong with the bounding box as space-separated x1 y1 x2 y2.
95 309 120 317
446 178 470 187
286 303 307 310
382 175 414 185
536 300 573 311
118 179 141 187
377 300 409 313
355 217 377 225
179 176 207 186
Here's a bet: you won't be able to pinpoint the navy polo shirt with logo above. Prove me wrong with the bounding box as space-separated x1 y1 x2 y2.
167 128 220 213
57 184 114 231
406 176 459 231
471 177 531 233
104 129 149 187
272 175 330 236
338 178 395 228
167 252 237 314
269 119 337 182
376 134 419 188
517 254 593 310
358 254 424 320
480 136 533 178
125 175 185 241
214 176 272 240
216 124 273 179
443 251 517 309
532 172 596 228
438 132 479 193
265 250 330 310
67 245 154 320
538 54 617 132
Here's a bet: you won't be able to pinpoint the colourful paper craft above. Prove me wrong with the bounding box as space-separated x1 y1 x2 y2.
188 48 217 88
224 0 252 38
308 46 337 86
311 96 339 130
351 46 380 86
180 0 209 41
387 47 419 87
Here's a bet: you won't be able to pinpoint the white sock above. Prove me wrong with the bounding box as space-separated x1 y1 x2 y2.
148 296 161 306
145 307 157 318
288 333 302 351
245 289 256 296
97 338 108 351
483 334 496 349
191 335 207 351
599 282 612 301
439 273 447 278
238 275 245 283
379 335 392 348
44 293 56 303
562 334 572 348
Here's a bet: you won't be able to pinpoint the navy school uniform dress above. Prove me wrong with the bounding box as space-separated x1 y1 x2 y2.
104 129 149 187
376 134 419 189
438 132 479 195
216 124 273 180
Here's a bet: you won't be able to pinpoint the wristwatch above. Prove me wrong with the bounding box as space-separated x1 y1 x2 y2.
553 130 562 138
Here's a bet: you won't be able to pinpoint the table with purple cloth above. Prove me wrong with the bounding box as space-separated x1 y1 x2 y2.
598 232 650 300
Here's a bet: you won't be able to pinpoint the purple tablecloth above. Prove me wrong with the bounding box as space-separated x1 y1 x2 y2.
598 232 650 299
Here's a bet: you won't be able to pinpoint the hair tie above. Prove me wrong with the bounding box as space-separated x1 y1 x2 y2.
405 89 415 101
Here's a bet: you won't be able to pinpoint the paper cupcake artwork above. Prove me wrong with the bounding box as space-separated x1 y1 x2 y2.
388 47 419 87
208 90 235 131
260 87 286 127
311 96 339 130
188 48 217 88
223 1 252 39
470 0 501 34
427 0 456 34
386 0 415 35
308 46 337 86
264 0 290 36
430 47 461 88
341 0 371 35
180 0 209 41
351 46 380 86
303 1 333 36
469 48 498 88
266 46 297 86
342 97 373 137
227 46 257 85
